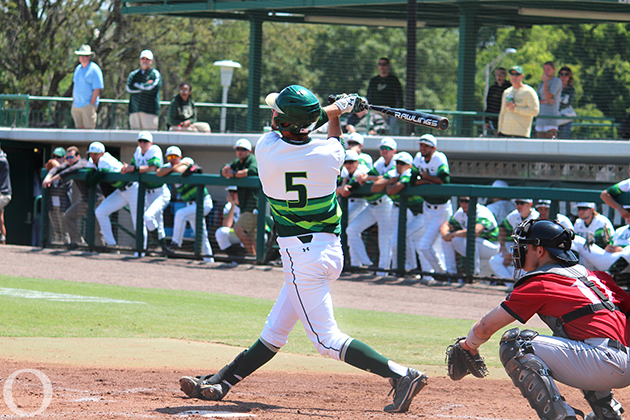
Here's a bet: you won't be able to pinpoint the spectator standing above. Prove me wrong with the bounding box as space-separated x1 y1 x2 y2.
557 67 577 139
46 147 72 245
126 49 161 130
157 146 214 263
215 186 245 258
489 198 539 281
484 67 511 135
440 197 499 276
167 82 211 132
366 57 403 135
412 134 453 274
42 146 105 249
485 180 515 226
71 45 104 129
0 143 11 244
535 61 562 139
121 131 171 255
221 139 259 257
497 66 540 138
346 137 397 273
87 142 141 252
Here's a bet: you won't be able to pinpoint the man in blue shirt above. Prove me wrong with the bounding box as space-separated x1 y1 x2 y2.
71 45 104 129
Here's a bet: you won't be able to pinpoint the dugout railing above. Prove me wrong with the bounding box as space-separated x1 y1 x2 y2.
39 171 630 281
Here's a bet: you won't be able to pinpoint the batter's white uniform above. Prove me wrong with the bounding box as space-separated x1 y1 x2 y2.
256 130 352 360
215 201 242 250
339 163 370 225
571 224 630 272
346 157 395 270
89 152 140 246
489 208 540 279
131 144 171 242
412 150 453 273
441 204 500 276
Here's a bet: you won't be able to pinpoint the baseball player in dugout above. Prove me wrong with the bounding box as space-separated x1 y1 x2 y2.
412 133 453 274
221 138 258 257
345 137 397 274
179 85 427 413
450 219 630 420
121 131 171 255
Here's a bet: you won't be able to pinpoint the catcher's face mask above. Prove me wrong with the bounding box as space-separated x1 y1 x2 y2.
511 219 576 270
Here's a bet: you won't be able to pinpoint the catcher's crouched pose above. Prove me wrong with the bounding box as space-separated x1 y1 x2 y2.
179 85 428 413
448 219 630 420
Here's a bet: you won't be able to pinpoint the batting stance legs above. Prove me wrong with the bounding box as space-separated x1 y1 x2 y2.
180 233 428 413
500 328 628 420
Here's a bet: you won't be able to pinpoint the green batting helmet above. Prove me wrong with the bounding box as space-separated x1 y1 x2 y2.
265 85 321 134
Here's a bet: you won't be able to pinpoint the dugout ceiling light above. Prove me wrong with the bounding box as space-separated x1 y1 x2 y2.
304 15 426 28
519 8 630 22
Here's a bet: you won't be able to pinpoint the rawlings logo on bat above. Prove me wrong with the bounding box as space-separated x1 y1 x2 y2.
394 111 439 128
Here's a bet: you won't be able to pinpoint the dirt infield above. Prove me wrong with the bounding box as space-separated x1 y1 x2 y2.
0 245 625 419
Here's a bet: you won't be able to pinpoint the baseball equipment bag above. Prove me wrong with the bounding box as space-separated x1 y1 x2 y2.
445 338 489 380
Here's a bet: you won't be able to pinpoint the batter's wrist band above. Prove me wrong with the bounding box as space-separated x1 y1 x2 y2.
464 326 489 350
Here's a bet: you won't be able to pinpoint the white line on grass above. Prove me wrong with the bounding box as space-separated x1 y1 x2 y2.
0 287 145 304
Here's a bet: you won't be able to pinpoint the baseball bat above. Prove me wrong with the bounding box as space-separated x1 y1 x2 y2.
361 103 450 131
326 94 449 131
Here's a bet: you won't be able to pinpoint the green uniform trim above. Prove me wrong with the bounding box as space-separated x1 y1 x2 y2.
177 183 208 202
386 168 424 215
267 192 341 237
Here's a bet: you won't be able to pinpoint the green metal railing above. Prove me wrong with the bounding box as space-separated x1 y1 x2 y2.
1 94 621 138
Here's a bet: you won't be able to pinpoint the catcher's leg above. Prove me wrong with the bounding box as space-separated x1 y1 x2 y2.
179 339 278 401
499 328 578 420
582 390 624 420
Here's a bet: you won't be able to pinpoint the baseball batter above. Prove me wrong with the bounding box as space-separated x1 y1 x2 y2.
454 219 630 420
179 86 427 413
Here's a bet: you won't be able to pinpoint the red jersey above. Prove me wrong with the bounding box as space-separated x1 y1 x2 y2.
501 265 630 345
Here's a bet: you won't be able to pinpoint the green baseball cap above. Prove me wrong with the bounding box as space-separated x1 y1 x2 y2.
509 65 524 75
52 147 66 157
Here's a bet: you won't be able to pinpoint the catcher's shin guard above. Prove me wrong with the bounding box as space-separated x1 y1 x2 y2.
583 391 625 420
500 328 576 420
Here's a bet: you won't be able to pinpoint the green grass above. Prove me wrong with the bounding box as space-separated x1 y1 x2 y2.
0 275 550 367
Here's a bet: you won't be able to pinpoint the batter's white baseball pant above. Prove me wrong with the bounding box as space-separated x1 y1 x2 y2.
532 335 630 391
95 183 144 247
144 185 171 240
418 201 452 273
489 252 516 279
260 233 352 360
346 197 394 269
215 226 242 250
571 235 630 272
442 237 500 275
171 195 213 257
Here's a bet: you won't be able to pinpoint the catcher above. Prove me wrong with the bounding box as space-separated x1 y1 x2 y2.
447 219 630 420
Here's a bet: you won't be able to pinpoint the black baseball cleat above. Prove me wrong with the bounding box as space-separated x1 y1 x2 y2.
179 375 230 401
383 368 428 413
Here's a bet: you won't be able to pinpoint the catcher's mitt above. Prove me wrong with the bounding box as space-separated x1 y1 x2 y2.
445 338 489 381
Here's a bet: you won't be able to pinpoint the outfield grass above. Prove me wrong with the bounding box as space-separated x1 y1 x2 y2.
0 275 549 367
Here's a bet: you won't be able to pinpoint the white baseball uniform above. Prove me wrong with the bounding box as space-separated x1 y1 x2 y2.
571 224 630 272
339 163 370 225
412 150 452 273
131 144 170 241
215 201 242 251
441 204 500 275
489 208 540 279
89 152 141 247
346 156 395 269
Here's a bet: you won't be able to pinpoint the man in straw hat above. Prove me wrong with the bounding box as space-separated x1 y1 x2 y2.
72 45 104 129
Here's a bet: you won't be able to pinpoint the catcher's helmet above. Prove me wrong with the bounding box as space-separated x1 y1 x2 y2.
512 219 578 269
265 85 321 134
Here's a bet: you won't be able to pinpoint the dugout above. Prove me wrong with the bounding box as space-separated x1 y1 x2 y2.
122 0 630 136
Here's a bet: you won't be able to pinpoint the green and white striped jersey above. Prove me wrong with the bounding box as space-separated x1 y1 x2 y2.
449 204 499 242
131 144 164 189
256 131 344 237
